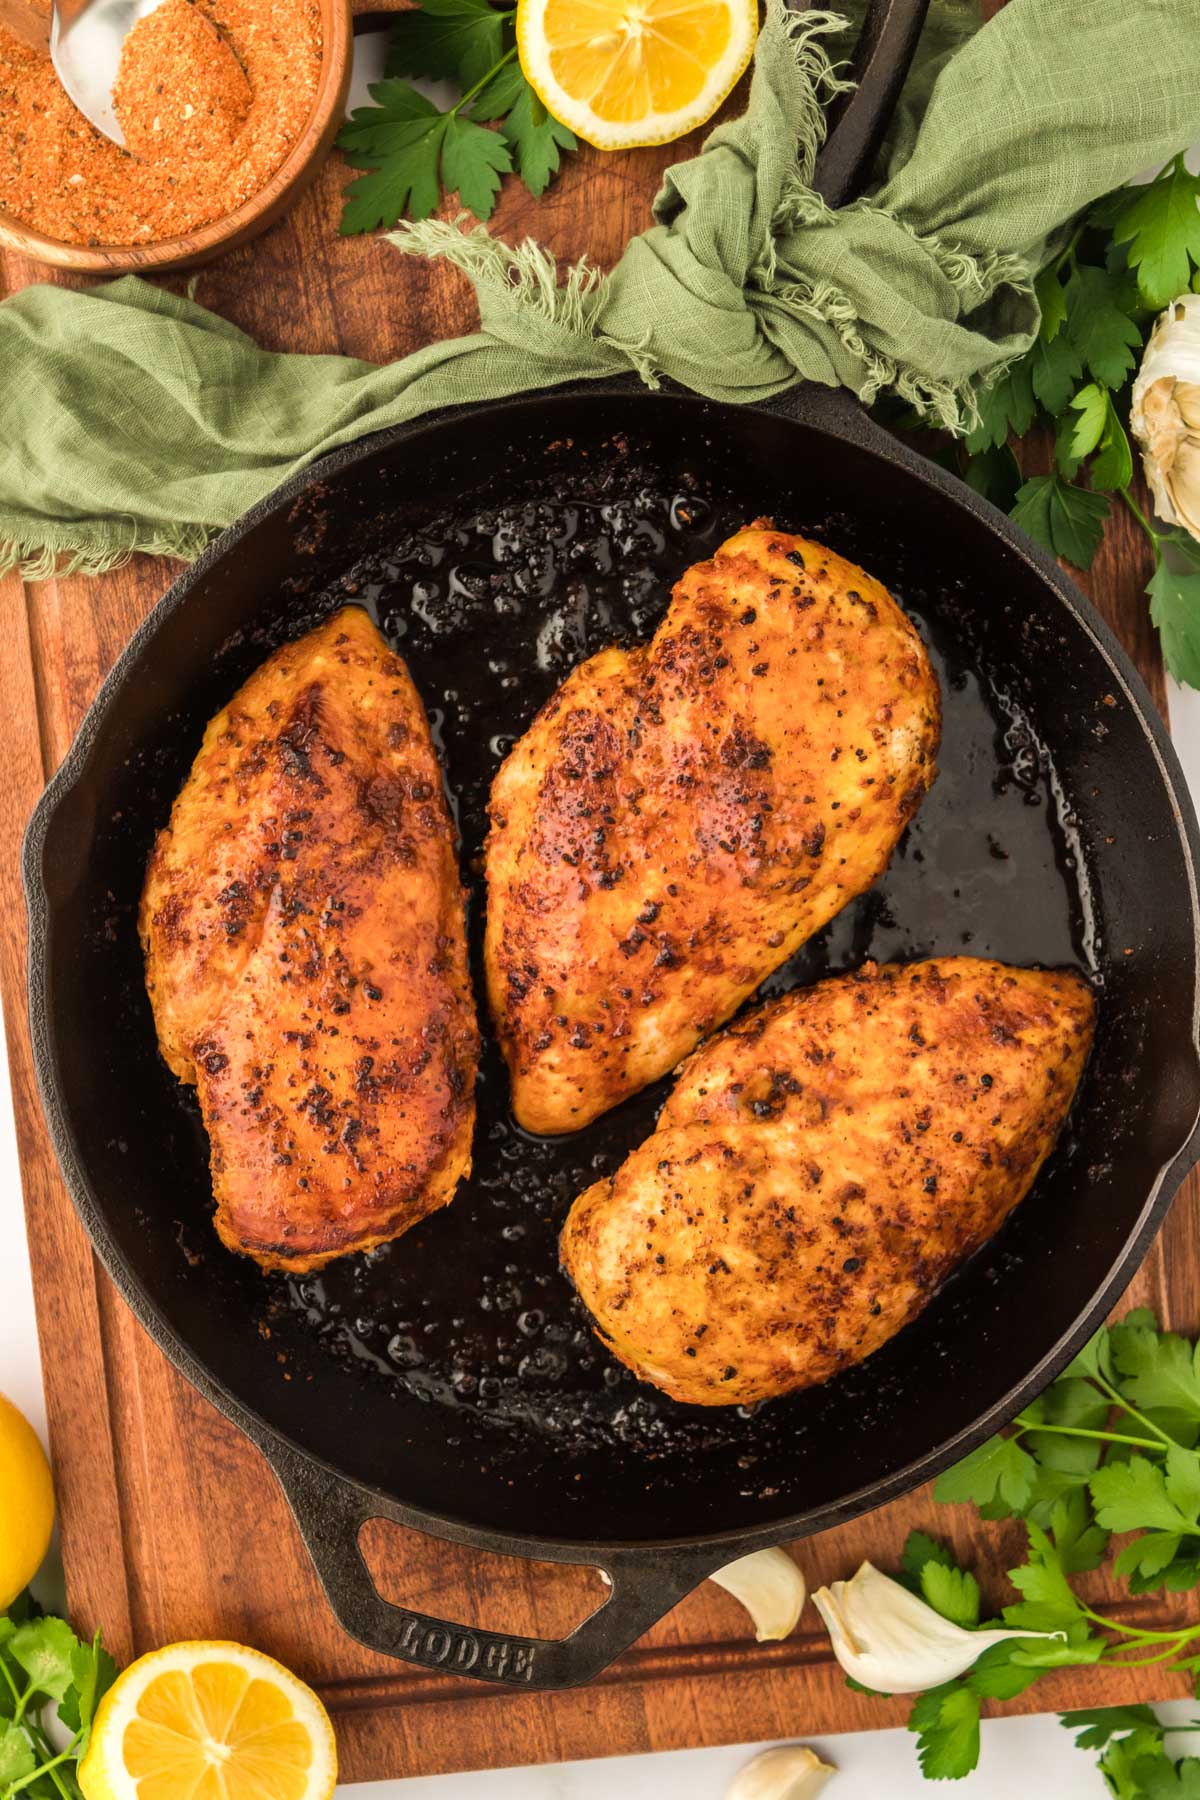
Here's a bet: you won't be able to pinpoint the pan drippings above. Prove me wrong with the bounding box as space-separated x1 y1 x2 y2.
228 448 1102 1470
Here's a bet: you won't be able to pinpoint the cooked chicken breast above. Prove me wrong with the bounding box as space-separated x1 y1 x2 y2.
486 524 940 1135
561 958 1095 1407
139 606 478 1272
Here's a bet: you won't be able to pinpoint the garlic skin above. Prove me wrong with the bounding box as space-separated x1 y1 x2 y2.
709 1548 807 1641
726 1745 836 1800
810 1562 1062 1695
1130 292 1200 542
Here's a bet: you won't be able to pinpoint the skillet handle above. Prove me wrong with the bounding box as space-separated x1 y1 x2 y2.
265 1441 729 1691
810 0 931 208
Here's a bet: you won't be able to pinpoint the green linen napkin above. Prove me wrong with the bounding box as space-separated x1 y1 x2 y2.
1 0 1198 578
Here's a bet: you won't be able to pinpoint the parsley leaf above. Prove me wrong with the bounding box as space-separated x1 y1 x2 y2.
1010 1628 1105 1671
1112 1529 1187 1587
10 1617 81 1703
1148 535 1200 689
1004 1522 1085 1633
469 58 576 196
901 1531 958 1584
1030 329 1084 415
1025 1378 1111 1477
337 5 574 230
0 1603 120 1796
909 1684 982 1781
1113 157 1200 311
440 112 511 217
933 1432 1037 1514
1065 266 1143 389
964 362 1036 453
965 1640 1046 1701
1010 474 1109 570
1036 264 1068 342
1110 1313 1200 1445
339 85 511 232
501 82 576 197
468 55 526 118
1102 1730 1176 1800
0 1719 36 1787
1063 1706 1161 1751
1152 1759 1200 1798
920 1561 981 1628
386 0 512 88
1050 1488 1109 1573
58 1636 118 1750
905 1312 1200 1791
1089 392 1134 493
1090 1450 1200 1536
1058 383 1107 475
1063 1326 1113 1384
962 444 1021 511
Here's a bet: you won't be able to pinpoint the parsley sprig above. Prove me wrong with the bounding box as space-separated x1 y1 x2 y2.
899 154 1200 686
336 0 576 234
1062 1706 1200 1798
863 1311 1200 1787
0 1594 116 1800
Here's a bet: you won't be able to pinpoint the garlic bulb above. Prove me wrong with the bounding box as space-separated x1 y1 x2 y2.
709 1548 807 1641
810 1561 1062 1695
726 1745 836 1800
1130 292 1200 542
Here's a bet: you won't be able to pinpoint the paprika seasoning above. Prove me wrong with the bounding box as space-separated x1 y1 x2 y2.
0 0 321 246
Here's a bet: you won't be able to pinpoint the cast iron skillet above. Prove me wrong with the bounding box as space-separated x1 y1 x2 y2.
23 0 1200 1692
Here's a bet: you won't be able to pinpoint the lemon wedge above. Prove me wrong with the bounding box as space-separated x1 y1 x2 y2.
78 1641 336 1800
517 0 759 151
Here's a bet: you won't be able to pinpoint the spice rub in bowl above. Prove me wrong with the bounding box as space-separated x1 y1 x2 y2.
0 0 321 248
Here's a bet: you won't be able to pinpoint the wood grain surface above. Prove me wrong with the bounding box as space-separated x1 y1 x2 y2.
1 37 1198 1787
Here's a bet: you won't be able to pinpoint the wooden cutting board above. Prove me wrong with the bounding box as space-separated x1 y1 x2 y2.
2 51 1199 1788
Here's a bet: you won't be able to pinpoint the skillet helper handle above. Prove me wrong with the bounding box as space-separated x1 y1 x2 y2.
810 0 931 208
267 1442 727 1691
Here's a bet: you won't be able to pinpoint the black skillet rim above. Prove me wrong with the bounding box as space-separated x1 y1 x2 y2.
22 378 1200 1572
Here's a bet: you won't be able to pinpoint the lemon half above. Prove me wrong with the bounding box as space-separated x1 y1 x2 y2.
517 0 759 151
78 1641 337 1800
0 1391 54 1610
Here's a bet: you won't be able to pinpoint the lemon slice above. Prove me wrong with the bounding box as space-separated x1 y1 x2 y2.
517 0 759 151
78 1642 337 1800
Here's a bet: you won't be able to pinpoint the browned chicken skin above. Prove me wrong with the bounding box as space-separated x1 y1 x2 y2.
561 958 1095 1407
485 524 941 1135
139 606 478 1272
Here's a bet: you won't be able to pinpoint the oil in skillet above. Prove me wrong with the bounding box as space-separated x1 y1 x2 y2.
259 453 1098 1468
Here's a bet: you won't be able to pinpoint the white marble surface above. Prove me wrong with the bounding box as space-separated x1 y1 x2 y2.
1 37 1194 1792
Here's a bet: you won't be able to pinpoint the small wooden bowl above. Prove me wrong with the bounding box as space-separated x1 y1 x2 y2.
0 0 407 272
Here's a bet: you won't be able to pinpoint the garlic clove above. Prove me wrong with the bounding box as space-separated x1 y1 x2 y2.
709 1547 807 1641
1130 292 1200 543
1178 381 1200 432
811 1561 1063 1695
726 1745 836 1800
1172 435 1200 536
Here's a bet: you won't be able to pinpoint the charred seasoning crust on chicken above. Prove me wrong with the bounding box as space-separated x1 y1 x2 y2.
484 523 942 1137
560 957 1096 1409
139 606 478 1273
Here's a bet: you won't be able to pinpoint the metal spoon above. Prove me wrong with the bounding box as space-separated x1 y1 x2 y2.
49 0 170 147
11 0 235 150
